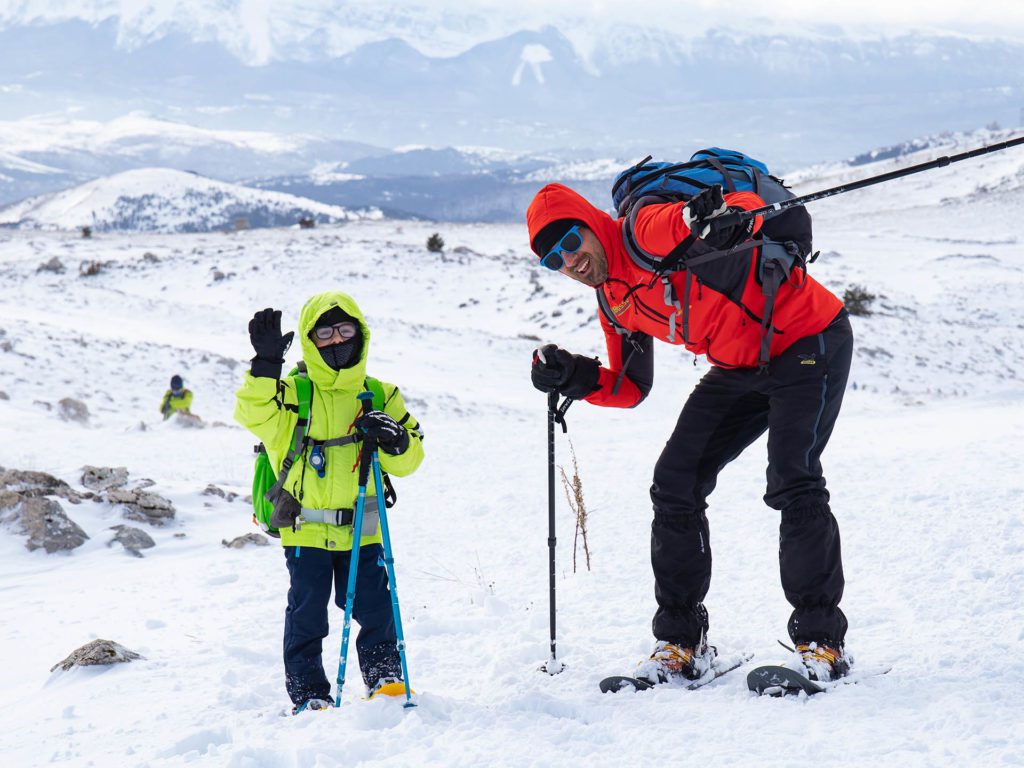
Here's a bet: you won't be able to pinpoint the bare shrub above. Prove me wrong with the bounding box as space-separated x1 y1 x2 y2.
559 439 591 573
843 285 876 316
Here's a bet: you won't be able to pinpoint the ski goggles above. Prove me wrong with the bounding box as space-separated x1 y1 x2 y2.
312 321 359 342
540 225 583 271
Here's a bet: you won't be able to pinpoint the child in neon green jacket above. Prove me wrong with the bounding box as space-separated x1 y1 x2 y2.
160 375 193 419
235 290 424 714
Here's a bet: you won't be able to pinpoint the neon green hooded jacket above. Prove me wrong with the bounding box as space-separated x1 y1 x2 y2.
160 389 193 419
234 291 424 551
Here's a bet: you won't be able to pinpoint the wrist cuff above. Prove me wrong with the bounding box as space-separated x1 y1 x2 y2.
250 356 283 379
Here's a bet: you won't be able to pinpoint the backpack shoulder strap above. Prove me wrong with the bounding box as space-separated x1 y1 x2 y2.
263 371 313 506
363 376 386 412
596 289 629 336
293 374 312 419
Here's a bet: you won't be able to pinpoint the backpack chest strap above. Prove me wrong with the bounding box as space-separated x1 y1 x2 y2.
298 507 355 526
308 434 361 449
298 501 378 527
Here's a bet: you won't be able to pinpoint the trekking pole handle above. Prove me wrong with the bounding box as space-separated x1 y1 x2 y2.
727 133 1024 222
356 391 376 486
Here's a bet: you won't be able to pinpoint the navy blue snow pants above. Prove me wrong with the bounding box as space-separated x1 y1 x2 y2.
650 310 853 648
283 544 401 705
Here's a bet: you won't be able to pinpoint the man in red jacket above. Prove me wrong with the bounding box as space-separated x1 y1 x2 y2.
527 180 853 685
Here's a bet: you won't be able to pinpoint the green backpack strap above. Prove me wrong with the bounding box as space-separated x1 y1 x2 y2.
263 370 313 507
292 373 313 448
364 376 385 412
252 369 314 536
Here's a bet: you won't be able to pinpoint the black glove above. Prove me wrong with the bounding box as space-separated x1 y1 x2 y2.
248 308 294 378
531 344 601 399
355 410 410 456
682 185 754 251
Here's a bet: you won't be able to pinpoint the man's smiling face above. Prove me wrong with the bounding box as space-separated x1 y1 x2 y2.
556 227 608 287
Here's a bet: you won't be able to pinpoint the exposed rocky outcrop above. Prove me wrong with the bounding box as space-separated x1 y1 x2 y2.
50 639 143 672
37 256 65 273
203 484 239 502
81 466 130 493
58 397 90 424
167 411 204 428
222 532 270 548
0 495 89 553
107 525 156 557
106 487 176 526
0 468 88 504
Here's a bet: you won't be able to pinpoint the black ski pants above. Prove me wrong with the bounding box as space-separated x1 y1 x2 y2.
282 544 401 706
650 311 853 648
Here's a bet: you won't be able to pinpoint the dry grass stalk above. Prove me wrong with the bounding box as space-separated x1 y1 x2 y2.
558 439 591 572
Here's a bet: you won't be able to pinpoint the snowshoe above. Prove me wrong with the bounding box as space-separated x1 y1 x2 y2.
292 698 334 715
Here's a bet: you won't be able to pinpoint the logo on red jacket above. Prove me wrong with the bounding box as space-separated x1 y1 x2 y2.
610 297 632 316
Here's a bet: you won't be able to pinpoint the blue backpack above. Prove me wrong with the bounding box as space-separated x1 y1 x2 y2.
606 147 813 373
612 146 792 215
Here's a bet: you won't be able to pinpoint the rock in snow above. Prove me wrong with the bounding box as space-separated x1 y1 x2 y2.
50 640 143 673
81 466 130 493
0 495 89 553
222 533 270 548
106 487 176 526
107 525 156 557
58 397 90 424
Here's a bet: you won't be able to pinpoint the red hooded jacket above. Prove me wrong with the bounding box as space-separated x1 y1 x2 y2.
526 183 843 408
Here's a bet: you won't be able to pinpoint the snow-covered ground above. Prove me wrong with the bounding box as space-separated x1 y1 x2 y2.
0 151 1022 767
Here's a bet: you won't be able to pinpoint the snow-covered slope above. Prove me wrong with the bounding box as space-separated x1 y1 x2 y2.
0 142 1022 766
791 128 1024 209
0 168 378 232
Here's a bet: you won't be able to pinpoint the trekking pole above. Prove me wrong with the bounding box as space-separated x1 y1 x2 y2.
541 390 572 674
335 391 374 707
723 133 1024 225
369 446 417 708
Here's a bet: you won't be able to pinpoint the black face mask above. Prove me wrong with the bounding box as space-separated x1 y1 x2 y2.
318 337 362 370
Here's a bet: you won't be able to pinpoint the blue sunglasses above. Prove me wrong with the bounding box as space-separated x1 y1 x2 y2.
540 225 584 270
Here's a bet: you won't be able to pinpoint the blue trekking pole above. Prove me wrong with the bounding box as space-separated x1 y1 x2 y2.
335 391 374 707
369 447 416 708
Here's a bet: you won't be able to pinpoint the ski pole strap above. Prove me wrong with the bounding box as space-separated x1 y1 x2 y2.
382 473 398 508
553 396 573 433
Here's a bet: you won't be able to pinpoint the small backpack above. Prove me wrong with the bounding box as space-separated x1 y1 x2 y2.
607 147 815 372
251 366 388 538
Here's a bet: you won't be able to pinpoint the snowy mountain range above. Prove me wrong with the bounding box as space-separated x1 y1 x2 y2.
0 168 375 233
1 11 1022 165
4 127 1021 228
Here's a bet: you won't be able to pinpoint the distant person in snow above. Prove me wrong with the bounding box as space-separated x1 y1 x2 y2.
234 292 424 714
526 180 854 685
160 375 193 420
